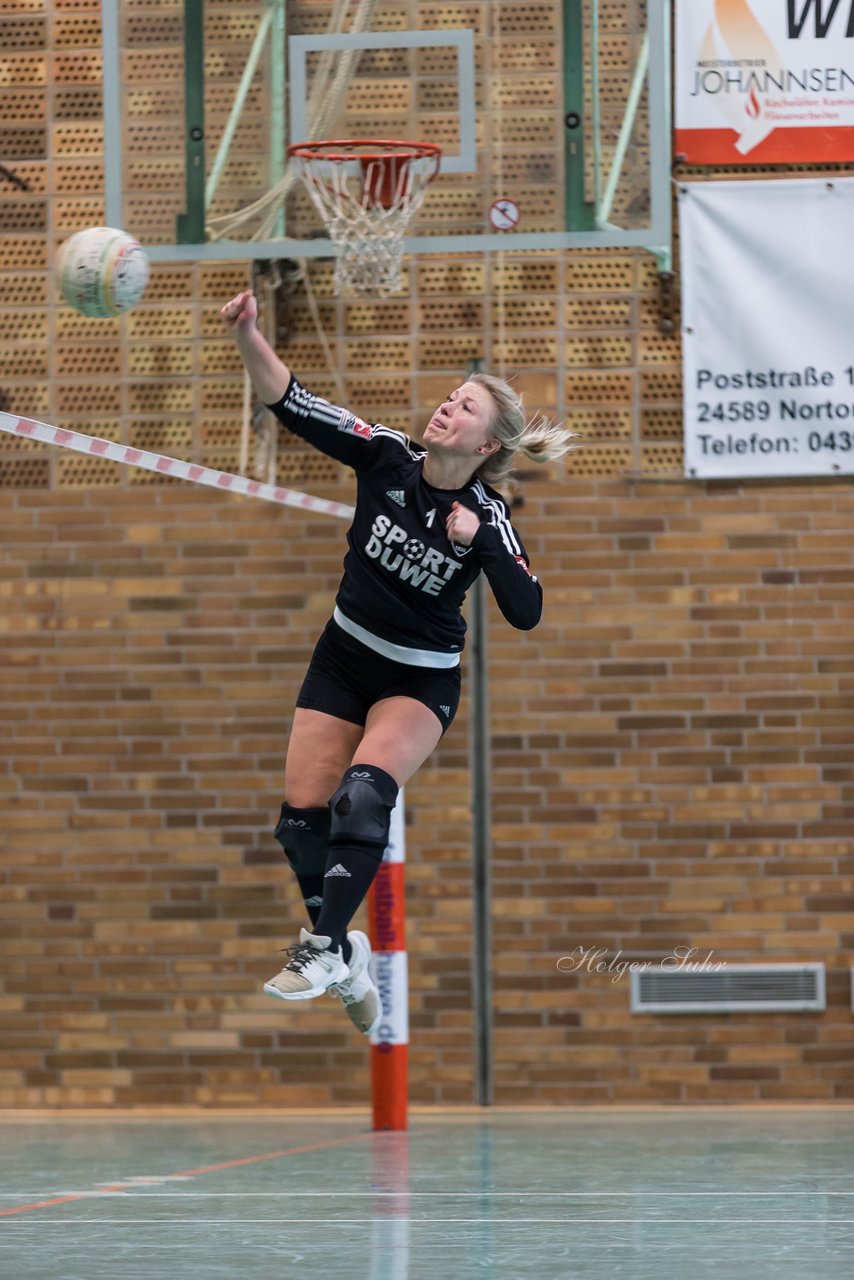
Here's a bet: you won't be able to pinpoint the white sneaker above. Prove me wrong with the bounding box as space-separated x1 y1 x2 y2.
329 929 383 1035
264 928 349 1001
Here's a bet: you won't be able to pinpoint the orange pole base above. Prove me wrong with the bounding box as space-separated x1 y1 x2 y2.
371 1043 408 1131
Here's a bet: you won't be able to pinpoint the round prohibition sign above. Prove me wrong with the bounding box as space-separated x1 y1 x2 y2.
489 197 521 231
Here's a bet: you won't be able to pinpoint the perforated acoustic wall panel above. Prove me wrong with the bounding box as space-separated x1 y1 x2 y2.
0 0 682 493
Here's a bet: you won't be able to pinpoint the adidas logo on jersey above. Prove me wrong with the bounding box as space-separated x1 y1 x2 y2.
386 488 406 507
439 704 451 717
324 863 352 878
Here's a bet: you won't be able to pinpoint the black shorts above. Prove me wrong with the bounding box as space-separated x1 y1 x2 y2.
296 618 462 734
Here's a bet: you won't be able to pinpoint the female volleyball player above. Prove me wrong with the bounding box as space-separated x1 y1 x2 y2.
222 289 572 1035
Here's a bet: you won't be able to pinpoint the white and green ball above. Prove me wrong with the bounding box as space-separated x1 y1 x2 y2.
57 226 149 318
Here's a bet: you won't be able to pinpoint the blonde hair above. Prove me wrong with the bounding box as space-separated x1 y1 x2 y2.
469 373 576 488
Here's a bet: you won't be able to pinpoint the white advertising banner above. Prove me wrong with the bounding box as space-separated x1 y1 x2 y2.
675 0 854 164
679 177 854 479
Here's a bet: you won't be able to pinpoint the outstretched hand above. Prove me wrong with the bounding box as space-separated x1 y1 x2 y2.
220 290 258 331
445 501 481 547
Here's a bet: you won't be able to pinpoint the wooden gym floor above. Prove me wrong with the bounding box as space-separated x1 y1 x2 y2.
1 1107 853 1278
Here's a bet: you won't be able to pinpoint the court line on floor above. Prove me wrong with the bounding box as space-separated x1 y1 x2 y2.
5 1217 853 1226
1 1190 850 1200
0 1132 371 1219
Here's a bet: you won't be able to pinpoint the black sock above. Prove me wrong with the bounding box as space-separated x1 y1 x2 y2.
294 874 352 963
313 846 383 952
294 873 324 928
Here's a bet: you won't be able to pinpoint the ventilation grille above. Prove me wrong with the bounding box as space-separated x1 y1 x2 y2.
630 964 825 1014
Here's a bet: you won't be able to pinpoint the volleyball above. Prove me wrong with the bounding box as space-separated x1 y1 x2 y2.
57 226 149 318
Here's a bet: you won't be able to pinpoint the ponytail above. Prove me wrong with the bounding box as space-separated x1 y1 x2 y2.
469 373 575 488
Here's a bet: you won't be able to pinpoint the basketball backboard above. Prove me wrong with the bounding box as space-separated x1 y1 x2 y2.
101 0 671 271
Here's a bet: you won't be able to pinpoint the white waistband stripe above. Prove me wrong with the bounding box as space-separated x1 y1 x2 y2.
333 607 460 668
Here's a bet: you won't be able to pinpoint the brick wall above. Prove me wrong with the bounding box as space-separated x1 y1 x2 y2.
487 477 854 1103
3 475 854 1105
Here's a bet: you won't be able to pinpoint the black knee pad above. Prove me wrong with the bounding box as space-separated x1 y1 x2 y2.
273 803 331 876
328 765 398 853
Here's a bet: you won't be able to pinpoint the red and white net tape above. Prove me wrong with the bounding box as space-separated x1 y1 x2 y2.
0 411 355 521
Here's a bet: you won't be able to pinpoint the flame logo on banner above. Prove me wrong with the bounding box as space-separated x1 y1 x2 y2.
701 0 782 153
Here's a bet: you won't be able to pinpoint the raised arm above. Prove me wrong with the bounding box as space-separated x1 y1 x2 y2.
221 289 389 470
221 290 291 403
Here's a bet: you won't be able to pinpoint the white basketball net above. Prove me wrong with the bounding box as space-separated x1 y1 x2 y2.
290 144 441 297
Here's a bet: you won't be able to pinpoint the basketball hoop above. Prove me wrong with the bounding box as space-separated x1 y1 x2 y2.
287 139 442 297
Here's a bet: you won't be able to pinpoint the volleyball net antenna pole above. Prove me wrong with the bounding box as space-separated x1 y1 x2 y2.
368 797 408 1130
0 410 408 1126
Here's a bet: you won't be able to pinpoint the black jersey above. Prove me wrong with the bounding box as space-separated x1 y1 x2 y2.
267 376 542 665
